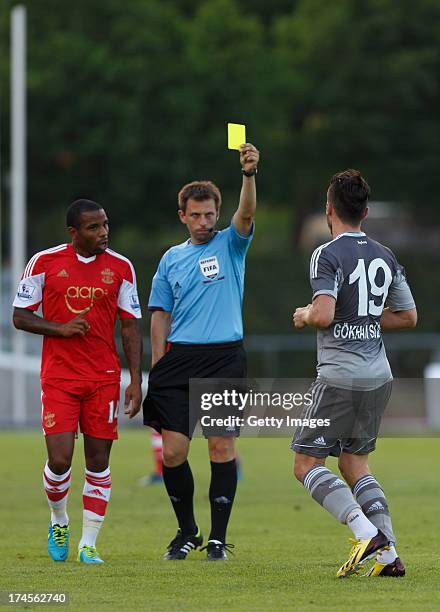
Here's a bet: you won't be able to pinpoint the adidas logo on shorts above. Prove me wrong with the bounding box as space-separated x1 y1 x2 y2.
313 436 326 446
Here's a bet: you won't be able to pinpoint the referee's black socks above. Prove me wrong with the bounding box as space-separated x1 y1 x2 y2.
162 460 197 536
209 459 237 543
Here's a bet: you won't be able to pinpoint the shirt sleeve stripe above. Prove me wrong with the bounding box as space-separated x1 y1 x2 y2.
106 248 137 288
310 234 347 279
23 244 67 278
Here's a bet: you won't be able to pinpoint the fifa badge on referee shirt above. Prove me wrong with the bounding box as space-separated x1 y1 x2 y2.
199 256 220 281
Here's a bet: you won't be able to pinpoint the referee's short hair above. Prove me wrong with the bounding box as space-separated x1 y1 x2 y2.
66 199 102 229
178 181 222 213
328 169 371 224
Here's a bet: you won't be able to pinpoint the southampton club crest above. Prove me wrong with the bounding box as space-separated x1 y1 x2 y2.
44 412 56 428
101 268 115 284
199 256 220 281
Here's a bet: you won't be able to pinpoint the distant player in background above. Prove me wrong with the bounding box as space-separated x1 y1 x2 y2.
138 429 164 486
13 200 143 564
143 143 259 560
138 430 242 486
292 170 417 577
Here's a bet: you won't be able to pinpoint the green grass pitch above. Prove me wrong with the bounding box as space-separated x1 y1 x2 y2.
0 432 438 611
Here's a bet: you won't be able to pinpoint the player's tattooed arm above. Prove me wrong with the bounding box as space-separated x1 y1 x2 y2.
120 318 143 418
13 306 90 337
232 143 260 237
293 295 336 330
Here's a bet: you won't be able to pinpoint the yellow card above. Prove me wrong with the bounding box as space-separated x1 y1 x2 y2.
227 123 246 150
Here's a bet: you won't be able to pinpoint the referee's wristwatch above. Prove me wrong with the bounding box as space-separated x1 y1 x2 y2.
241 166 258 177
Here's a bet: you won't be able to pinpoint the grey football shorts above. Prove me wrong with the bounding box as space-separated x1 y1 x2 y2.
291 379 392 458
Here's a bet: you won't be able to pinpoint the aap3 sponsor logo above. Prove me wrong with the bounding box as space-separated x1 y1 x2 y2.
64 285 108 314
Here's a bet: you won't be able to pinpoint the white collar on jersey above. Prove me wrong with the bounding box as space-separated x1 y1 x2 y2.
338 231 366 237
76 253 96 263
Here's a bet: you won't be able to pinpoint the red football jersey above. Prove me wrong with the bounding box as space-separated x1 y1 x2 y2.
13 243 142 382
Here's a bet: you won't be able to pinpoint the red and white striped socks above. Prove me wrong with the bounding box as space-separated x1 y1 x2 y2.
151 430 163 477
43 463 111 549
78 467 112 549
43 462 71 527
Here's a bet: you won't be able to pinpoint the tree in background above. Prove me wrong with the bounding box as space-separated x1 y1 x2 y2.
0 0 439 334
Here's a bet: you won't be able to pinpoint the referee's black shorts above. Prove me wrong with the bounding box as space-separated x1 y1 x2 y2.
142 340 247 439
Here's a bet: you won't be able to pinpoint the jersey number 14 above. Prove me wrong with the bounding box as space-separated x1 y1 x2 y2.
349 258 392 317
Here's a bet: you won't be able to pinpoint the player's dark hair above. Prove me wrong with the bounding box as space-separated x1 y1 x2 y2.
66 199 103 229
328 169 371 224
178 181 222 213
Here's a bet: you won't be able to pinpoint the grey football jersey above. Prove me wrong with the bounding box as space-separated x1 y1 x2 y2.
310 231 415 390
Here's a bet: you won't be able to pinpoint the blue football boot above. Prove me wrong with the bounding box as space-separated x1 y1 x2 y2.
77 545 104 564
48 523 69 562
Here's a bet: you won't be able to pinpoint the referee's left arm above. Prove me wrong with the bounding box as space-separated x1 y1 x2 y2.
148 252 174 367
232 143 259 237
150 310 171 367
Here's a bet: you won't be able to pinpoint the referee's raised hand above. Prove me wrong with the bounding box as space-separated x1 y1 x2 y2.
233 143 259 236
239 143 259 174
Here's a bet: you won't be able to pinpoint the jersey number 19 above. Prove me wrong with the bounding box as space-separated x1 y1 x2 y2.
349 258 392 317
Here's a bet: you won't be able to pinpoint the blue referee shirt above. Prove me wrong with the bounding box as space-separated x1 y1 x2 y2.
148 223 254 344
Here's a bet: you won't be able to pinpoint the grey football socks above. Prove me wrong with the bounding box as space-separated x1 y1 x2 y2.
352 474 396 545
303 465 361 524
302 465 379 541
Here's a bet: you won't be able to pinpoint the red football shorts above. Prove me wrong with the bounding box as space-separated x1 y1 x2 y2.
41 379 120 439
